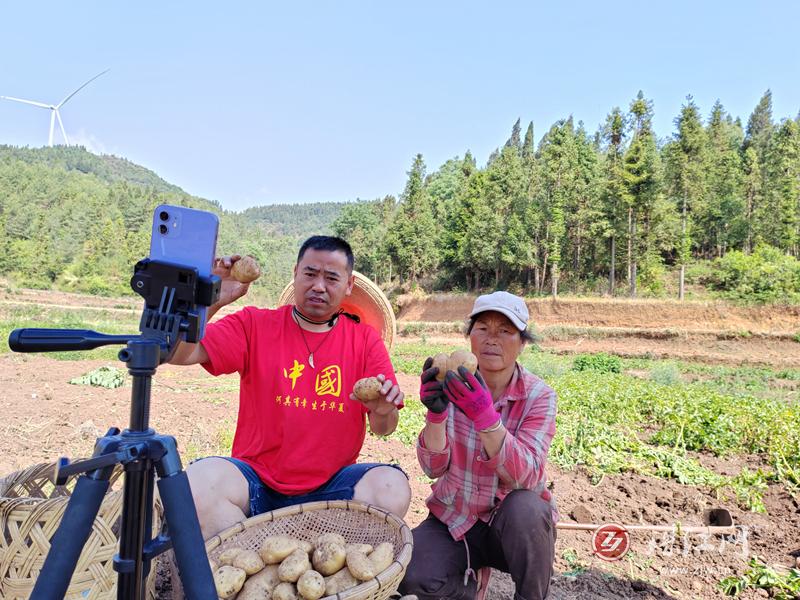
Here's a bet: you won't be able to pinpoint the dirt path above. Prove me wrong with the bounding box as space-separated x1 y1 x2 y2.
1 354 797 599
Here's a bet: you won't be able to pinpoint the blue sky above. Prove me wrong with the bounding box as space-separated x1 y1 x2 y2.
1 1 798 211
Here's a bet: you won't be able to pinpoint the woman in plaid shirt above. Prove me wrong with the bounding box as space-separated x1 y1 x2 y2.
398 291 557 600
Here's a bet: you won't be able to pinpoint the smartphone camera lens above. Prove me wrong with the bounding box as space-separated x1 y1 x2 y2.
159 211 170 222
159 224 168 235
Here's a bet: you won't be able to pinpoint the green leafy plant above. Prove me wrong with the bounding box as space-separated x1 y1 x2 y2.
572 353 621 374
719 557 800 598
649 362 681 386
69 366 127 389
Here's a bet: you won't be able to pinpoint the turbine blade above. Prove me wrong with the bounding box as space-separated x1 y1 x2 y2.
0 96 51 109
57 68 110 108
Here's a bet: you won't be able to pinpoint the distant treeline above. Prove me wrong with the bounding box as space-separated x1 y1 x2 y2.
0 146 320 302
242 202 343 238
1 88 799 305
332 91 800 301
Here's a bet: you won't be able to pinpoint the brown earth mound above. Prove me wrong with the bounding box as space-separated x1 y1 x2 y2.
397 294 800 333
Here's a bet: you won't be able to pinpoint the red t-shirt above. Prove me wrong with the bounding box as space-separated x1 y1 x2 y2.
200 305 398 495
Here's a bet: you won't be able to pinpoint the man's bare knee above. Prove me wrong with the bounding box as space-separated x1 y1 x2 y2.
353 466 411 518
186 458 249 539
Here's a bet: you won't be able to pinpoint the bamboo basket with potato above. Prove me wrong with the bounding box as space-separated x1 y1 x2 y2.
204 500 413 600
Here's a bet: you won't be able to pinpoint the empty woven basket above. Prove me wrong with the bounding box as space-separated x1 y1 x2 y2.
205 500 413 600
0 460 160 600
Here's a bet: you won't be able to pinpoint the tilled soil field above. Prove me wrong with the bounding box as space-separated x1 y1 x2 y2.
1 354 797 599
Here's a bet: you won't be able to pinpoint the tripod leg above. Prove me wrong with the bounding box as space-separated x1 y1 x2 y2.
158 471 216 600
116 460 156 600
30 476 110 599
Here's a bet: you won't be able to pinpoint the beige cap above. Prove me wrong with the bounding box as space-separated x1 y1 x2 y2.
469 291 529 331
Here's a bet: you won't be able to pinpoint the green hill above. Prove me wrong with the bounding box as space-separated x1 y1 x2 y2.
0 145 344 303
242 201 348 238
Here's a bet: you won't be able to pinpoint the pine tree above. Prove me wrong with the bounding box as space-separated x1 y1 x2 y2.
486 145 525 285
569 122 601 279
536 119 580 297
703 101 745 257
762 119 800 255
744 90 774 164
665 97 709 300
386 154 438 282
505 118 522 154
522 122 535 159
598 108 627 295
622 92 661 298
742 146 761 253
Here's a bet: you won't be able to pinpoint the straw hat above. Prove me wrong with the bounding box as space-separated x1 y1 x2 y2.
277 270 397 348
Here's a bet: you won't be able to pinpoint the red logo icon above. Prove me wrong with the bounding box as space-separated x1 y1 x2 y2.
592 524 630 561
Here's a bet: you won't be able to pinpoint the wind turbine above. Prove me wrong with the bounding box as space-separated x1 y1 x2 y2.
1 69 109 147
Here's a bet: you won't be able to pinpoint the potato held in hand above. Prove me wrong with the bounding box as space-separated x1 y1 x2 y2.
353 377 382 402
231 255 261 283
447 349 478 379
432 353 449 382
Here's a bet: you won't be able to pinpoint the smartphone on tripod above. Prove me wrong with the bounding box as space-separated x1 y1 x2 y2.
149 204 219 339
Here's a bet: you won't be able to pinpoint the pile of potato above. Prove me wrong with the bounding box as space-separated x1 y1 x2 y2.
211 533 394 600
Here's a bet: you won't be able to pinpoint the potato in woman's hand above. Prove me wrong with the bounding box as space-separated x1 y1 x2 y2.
353 377 382 402
447 349 478 378
432 353 449 382
230 255 261 283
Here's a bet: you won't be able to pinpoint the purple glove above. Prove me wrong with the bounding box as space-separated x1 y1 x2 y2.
443 367 501 431
420 357 448 423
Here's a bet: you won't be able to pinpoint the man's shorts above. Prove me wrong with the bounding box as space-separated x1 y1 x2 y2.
218 457 407 517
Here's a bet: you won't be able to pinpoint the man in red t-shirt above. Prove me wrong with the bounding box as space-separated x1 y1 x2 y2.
170 236 409 539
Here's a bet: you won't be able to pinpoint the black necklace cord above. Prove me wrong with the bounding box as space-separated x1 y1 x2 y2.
293 306 360 327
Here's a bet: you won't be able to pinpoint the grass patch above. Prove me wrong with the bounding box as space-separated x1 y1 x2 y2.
0 304 139 359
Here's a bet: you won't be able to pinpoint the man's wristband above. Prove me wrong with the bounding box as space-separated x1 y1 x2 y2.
479 419 503 434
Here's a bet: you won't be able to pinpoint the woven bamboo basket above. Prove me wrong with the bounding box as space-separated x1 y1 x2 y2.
0 460 160 600
205 500 413 600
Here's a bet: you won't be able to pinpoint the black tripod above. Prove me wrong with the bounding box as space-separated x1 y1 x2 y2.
9 259 221 600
